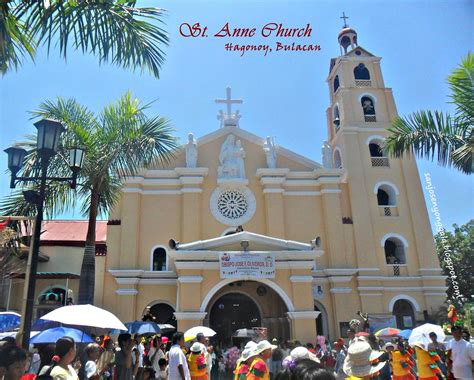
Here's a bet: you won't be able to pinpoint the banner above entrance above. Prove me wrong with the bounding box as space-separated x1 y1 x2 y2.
219 252 275 278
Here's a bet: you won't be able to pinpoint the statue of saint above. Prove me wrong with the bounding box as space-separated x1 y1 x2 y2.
263 136 277 168
185 133 198 168
218 134 246 179
322 141 333 169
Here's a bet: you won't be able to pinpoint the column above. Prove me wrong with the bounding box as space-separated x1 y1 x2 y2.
119 193 140 268
174 312 207 332
116 288 138 322
286 311 319 343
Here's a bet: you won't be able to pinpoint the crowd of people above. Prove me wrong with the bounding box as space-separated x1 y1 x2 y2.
0 325 472 380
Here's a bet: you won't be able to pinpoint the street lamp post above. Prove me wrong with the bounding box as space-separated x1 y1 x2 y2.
4 119 85 349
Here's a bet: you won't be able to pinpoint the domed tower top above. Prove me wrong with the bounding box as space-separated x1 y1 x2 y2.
338 12 358 55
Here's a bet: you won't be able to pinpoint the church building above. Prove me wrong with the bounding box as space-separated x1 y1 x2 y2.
99 25 447 343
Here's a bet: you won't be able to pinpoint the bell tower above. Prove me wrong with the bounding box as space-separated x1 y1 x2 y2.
323 17 445 318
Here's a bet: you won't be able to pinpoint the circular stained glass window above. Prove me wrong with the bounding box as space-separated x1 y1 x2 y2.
210 186 256 226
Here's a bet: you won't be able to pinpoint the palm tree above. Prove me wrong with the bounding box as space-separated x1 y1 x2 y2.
1 92 178 304
385 53 473 174
1 1 168 77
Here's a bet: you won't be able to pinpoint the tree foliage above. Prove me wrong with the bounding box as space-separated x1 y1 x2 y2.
434 219 474 305
385 53 473 174
1 0 168 77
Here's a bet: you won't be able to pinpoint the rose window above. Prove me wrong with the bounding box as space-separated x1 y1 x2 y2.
210 186 256 226
217 190 248 219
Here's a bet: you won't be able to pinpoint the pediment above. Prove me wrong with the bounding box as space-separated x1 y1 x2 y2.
344 46 376 58
174 231 316 252
167 126 322 171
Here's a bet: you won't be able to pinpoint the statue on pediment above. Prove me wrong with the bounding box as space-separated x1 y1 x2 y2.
218 134 246 179
185 133 198 168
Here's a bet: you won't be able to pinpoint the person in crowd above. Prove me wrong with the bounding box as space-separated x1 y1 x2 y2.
0 346 28 380
427 332 447 375
148 336 164 376
347 329 356 347
39 337 79 380
333 340 346 380
446 325 474 380
234 347 257 380
217 355 226 380
97 337 114 380
367 335 379 351
247 340 276 380
412 342 443 380
378 342 394 380
195 333 211 378
38 345 56 375
168 332 190 380
187 342 207 380
84 343 103 380
141 367 155 380
462 329 471 343
132 335 144 380
115 333 138 380
157 358 168 380
270 340 284 378
342 340 385 380
389 343 415 380
28 348 41 375
276 346 334 380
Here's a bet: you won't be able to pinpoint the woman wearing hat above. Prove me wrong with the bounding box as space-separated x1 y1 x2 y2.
411 342 442 380
342 340 386 380
247 340 276 380
188 342 208 380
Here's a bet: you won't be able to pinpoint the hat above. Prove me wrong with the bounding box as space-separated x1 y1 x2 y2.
245 341 257 350
333 338 345 349
384 342 395 350
252 340 277 356
272 338 278 344
343 341 385 378
190 342 203 353
289 346 320 363
236 347 258 366
161 337 168 344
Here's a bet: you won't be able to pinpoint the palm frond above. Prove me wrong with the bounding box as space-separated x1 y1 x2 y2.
15 0 169 78
448 52 474 129
385 110 471 173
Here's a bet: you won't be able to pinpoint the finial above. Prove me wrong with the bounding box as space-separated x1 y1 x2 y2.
340 12 349 28
215 87 243 128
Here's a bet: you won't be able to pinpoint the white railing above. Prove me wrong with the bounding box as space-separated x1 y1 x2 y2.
355 80 371 87
378 206 399 216
371 157 390 167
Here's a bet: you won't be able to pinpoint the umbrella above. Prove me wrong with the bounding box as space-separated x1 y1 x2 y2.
375 327 401 337
0 312 21 332
158 324 176 334
184 326 216 342
232 328 258 339
408 323 445 348
397 329 412 339
30 327 94 344
40 304 127 331
110 321 161 335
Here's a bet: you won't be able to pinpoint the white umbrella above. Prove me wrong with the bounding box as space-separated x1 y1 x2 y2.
184 326 216 342
40 304 127 331
408 323 446 348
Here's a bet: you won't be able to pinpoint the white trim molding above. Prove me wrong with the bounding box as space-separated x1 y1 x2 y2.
380 233 408 248
286 311 321 320
178 276 203 283
330 287 353 294
388 294 421 312
373 181 400 195
360 293 383 297
116 288 138 296
174 312 207 320
289 275 314 283
358 92 378 104
365 135 386 145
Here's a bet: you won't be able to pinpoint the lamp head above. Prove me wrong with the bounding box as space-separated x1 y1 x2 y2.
34 119 65 158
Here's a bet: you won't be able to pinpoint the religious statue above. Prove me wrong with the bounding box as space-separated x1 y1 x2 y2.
218 134 246 179
322 141 333 169
263 136 277 169
185 133 198 168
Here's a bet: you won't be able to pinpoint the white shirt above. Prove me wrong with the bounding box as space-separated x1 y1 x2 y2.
168 344 191 380
447 338 474 379
148 346 165 374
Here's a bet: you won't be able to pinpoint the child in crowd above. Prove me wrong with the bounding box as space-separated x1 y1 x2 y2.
157 358 168 380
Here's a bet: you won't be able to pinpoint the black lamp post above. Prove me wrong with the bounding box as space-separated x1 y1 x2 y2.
4 118 85 349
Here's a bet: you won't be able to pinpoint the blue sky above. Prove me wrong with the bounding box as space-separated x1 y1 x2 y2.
0 0 472 233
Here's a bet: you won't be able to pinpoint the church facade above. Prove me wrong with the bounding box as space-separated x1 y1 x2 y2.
100 26 447 343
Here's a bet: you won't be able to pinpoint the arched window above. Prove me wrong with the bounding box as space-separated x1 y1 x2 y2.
152 247 167 271
333 150 342 169
333 105 340 130
384 237 406 264
143 302 177 327
375 183 397 206
333 75 340 93
392 299 415 329
361 96 376 122
369 143 383 157
354 63 370 80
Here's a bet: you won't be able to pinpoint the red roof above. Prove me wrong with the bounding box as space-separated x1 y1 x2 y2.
40 221 107 244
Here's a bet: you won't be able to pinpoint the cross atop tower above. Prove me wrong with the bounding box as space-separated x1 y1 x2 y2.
340 12 349 28
215 87 243 127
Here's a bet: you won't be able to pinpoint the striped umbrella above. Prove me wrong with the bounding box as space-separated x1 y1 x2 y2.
375 327 401 337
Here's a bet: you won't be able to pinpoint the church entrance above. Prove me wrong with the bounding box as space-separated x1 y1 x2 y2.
205 280 290 346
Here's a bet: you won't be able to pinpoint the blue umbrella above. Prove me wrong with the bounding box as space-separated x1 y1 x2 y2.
30 327 94 344
0 312 21 332
110 321 161 335
397 329 412 339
